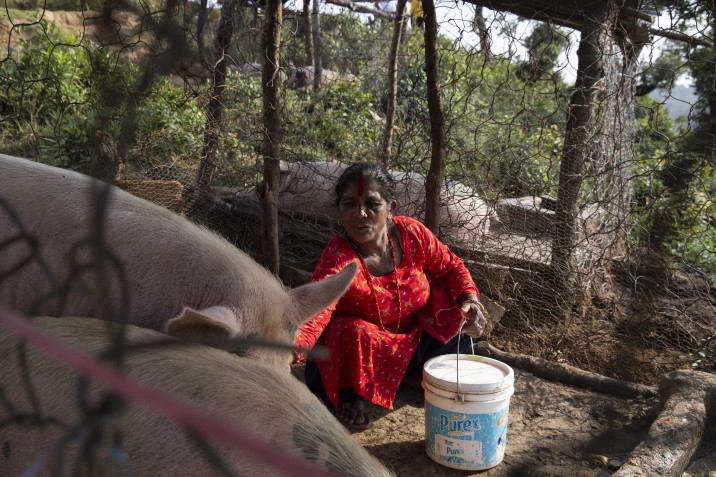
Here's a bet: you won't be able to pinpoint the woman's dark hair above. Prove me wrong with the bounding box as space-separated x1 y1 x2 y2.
334 162 396 206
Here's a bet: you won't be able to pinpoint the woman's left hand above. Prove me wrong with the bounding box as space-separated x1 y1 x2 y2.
459 300 487 338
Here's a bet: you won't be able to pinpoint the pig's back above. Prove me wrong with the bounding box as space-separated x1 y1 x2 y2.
0 155 277 328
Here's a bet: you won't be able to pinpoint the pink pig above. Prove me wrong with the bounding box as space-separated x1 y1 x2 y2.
0 316 394 476
0 154 356 368
235 160 492 248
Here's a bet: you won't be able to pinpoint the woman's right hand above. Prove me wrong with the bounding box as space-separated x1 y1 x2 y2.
459 300 487 338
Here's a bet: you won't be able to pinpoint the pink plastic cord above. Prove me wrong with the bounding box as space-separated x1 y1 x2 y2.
0 306 335 477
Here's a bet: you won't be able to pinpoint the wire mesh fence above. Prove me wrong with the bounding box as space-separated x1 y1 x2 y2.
1 0 715 473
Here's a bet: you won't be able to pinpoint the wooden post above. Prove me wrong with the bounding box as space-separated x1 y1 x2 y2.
380 0 408 167
312 0 323 91
195 0 237 196
422 0 446 235
303 0 314 65
261 0 283 275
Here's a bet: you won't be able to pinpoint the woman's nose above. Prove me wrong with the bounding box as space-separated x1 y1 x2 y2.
357 205 368 217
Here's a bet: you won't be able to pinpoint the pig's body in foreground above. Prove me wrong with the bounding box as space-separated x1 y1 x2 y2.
0 317 394 477
0 155 356 367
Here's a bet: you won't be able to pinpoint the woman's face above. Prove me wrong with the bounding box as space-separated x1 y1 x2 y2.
338 179 394 245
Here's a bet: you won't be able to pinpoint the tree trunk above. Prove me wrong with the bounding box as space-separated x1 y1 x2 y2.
261 0 283 275
196 0 209 57
613 370 716 477
705 3 716 150
195 0 237 194
422 0 445 235
312 0 323 92
473 6 490 58
399 5 409 45
551 1 615 292
380 0 407 167
577 19 644 274
303 0 314 66
475 342 657 399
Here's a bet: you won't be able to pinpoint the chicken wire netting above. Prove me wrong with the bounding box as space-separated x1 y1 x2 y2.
1 3 715 472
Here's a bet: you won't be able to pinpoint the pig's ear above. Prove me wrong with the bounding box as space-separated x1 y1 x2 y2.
288 261 357 326
165 306 236 338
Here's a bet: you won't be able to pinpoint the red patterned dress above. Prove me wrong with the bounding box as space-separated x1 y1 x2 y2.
294 216 479 410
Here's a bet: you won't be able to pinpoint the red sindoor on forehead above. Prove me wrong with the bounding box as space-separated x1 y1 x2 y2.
357 178 364 196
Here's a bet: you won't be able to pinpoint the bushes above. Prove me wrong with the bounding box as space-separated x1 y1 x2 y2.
131 78 205 169
1 21 90 121
631 96 716 283
0 19 205 173
1 21 99 166
283 81 381 162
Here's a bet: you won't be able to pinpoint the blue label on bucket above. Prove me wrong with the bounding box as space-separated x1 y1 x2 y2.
424 401 509 470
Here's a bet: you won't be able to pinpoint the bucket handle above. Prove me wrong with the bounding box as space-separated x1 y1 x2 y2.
455 320 475 403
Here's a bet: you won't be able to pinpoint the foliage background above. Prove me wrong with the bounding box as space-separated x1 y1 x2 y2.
0 0 714 377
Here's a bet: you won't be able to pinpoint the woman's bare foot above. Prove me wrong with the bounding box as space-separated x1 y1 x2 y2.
337 398 372 431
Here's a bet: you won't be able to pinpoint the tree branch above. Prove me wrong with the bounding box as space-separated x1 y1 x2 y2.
649 27 713 48
475 342 658 399
323 0 394 19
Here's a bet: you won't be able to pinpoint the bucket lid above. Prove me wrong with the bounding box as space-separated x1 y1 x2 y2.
423 354 514 394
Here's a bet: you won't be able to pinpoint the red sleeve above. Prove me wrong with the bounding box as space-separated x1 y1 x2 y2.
403 216 478 302
293 237 356 362
293 307 332 363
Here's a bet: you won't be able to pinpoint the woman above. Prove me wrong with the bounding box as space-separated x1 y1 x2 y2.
293 163 486 430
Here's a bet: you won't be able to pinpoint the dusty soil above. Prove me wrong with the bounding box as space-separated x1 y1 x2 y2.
354 370 658 477
289 362 662 477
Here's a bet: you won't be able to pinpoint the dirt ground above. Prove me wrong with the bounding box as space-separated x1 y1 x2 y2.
354 370 659 477
289 362 659 477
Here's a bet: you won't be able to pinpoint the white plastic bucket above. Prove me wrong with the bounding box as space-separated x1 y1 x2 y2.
422 353 514 471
